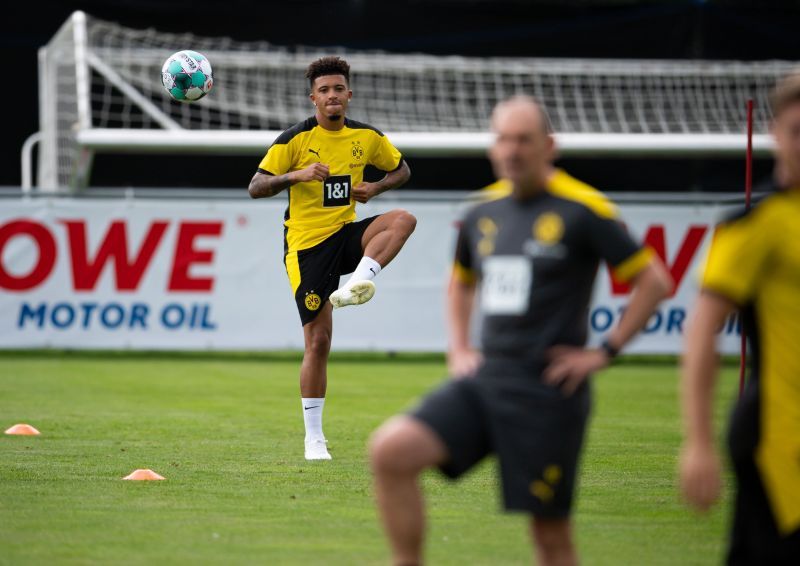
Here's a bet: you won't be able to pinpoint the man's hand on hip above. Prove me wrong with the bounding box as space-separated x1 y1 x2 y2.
543 346 610 395
447 347 483 379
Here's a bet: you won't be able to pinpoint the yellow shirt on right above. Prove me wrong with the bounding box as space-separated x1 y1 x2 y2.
702 189 800 535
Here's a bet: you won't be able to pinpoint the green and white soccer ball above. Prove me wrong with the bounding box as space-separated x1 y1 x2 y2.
161 50 213 102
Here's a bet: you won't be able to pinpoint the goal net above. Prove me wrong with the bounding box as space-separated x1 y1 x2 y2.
37 11 796 190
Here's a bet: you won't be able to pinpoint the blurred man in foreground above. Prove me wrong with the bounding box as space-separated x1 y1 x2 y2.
370 95 672 566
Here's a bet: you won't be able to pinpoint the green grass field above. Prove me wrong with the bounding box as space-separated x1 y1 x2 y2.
0 352 736 565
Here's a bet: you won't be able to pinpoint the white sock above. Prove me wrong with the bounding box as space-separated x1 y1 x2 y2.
344 256 381 289
302 397 325 442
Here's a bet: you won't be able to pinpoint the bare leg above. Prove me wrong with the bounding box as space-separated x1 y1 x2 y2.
300 302 332 398
361 209 417 267
369 416 448 566
529 517 577 566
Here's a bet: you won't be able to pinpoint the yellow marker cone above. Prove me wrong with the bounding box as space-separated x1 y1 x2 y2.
123 469 166 481
4 424 41 435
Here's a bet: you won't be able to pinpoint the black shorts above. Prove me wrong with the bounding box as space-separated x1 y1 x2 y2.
285 216 378 326
727 379 800 564
410 360 592 517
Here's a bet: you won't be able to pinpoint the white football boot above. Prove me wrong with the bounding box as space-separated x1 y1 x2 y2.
329 280 375 309
304 439 332 461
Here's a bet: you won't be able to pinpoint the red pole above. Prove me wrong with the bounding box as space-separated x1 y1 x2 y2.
739 99 754 396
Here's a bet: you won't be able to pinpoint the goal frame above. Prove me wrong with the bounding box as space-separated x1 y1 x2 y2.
32 10 781 192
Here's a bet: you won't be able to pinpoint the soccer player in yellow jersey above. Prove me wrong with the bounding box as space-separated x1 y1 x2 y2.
248 56 414 460
681 73 800 562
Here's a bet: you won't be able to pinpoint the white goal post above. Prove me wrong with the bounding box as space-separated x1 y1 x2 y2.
35 11 794 190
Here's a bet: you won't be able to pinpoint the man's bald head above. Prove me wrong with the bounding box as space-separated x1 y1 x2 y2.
491 95 551 137
488 95 555 197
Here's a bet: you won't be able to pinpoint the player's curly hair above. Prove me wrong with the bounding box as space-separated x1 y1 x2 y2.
306 56 351 89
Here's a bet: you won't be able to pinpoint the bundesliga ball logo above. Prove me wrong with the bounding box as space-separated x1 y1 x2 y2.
161 50 213 102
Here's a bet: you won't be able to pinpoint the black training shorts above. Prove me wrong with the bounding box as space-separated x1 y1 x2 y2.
411 359 591 517
286 216 378 326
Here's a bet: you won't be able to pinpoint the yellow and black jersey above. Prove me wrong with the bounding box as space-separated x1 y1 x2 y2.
258 116 403 253
453 169 652 362
480 178 512 200
702 189 800 535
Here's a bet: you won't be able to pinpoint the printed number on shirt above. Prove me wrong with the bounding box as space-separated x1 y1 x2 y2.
481 256 533 315
323 175 351 207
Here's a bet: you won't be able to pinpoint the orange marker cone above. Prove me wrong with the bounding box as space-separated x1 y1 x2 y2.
4 424 40 435
122 469 166 481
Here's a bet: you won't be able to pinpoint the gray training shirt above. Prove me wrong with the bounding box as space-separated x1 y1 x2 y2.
453 170 650 365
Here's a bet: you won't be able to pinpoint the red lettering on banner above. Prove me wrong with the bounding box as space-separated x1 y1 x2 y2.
0 220 57 291
610 225 708 297
168 222 223 292
62 220 169 292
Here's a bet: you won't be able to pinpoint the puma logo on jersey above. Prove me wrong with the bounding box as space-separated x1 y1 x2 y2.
309 148 322 159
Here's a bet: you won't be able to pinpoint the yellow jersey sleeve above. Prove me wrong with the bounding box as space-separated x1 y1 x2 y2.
369 133 403 172
702 208 775 304
547 169 619 220
547 168 649 282
258 140 295 176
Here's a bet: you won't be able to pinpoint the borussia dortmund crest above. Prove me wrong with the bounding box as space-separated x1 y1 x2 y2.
351 141 364 160
533 212 564 244
305 292 322 311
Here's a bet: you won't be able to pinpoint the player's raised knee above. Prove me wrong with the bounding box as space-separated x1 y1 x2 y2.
370 416 443 475
393 209 417 236
369 417 418 474
398 209 417 232
390 208 417 234
369 422 400 474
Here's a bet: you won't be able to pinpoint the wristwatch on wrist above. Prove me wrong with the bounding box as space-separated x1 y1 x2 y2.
600 339 619 360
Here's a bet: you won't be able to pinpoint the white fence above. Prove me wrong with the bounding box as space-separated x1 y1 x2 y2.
0 193 742 353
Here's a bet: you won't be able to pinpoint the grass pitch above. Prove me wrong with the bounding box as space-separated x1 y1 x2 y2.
0 352 735 565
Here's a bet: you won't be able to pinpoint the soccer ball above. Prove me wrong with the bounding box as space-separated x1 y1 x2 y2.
161 50 213 102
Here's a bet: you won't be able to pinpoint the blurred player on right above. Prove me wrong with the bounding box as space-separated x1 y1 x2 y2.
680 73 800 563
